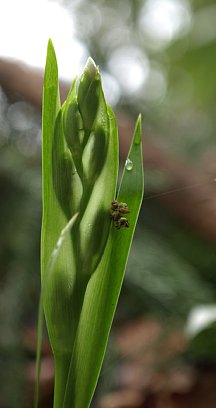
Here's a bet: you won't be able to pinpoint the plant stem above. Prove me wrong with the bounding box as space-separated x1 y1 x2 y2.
53 353 71 408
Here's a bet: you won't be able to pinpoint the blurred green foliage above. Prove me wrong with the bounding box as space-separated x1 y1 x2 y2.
1 0 216 405
187 322 216 363
0 94 42 406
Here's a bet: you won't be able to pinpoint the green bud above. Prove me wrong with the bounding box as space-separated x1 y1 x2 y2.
63 78 84 178
76 64 113 275
52 109 83 218
77 57 101 131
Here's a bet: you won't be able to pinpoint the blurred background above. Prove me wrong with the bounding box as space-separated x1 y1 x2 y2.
1 0 216 407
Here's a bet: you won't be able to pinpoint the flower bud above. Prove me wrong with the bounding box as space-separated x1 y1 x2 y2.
77 57 101 131
42 49 118 370
52 110 83 218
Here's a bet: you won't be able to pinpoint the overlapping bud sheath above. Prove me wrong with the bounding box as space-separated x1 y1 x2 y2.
63 58 118 276
43 54 118 357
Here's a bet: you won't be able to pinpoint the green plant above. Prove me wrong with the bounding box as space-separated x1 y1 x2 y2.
38 39 144 408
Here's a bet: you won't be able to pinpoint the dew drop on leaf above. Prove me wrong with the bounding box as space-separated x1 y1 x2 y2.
125 158 133 171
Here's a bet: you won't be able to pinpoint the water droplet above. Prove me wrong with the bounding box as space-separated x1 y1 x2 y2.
125 158 133 171
214 178 216 182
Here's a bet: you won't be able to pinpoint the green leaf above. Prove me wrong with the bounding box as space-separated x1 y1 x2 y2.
41 38 61 276
41 41 81 407
63 115 144 408
35 213 78 408
34 292 43 408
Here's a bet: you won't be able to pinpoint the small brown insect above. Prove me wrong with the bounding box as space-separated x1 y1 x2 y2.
111 200 119 210
118 202 130 214
115 217 129 229
111 200 130 229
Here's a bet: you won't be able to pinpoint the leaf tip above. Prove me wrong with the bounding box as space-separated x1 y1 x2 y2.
46 39 56 60
134 114 142 145
85 57 99 77
47 38 54 48
44 39 58 88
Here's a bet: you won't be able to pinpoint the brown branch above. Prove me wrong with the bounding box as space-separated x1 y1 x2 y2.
0 58 69 109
